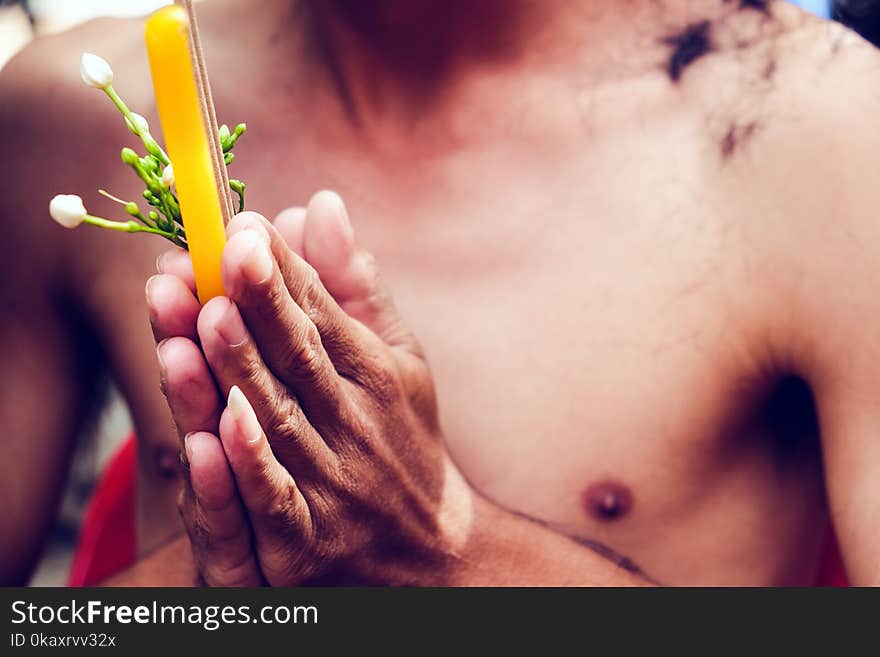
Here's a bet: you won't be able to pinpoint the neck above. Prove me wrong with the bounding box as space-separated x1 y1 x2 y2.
301 0 626 122
289 0 775 127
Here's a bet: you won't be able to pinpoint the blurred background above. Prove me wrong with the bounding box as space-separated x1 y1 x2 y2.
0 0 874 585
0 0 188 586
0 1 184 69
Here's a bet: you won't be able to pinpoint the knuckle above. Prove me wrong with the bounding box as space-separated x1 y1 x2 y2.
365 356 402 406
297 266 324 318
263 479 302 527
267 411 301 447
252 274 287 321
237 353 267 386
188 510 212 546
287 322 325 376
251 446 278 484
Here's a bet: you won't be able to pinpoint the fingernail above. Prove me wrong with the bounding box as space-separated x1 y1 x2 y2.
238 230 273 284
183 432 195 463
156 338 170 372
227 385 262 444
145 275 159 309
215 300 248 347
156 253 166 273
329 191 355 242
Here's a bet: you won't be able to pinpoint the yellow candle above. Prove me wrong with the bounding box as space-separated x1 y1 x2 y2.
145 5 225 304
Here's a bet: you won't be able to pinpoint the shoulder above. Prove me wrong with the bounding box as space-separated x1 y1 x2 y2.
738 9 880 369
773 7 880 136
683 6 880 368
762 13 880 246
0 17 157 288
0 16 152 126
715 5 880 230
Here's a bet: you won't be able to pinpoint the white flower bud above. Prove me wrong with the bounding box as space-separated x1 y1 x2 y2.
49 194 88 229
161 164 175 188
80 53 114 89
125 112 150 136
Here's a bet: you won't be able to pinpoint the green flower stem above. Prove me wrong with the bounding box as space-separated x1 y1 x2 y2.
83 214 186 248
103 85 171 166
230 180 246 213
130 208 157 229
159 188 181 222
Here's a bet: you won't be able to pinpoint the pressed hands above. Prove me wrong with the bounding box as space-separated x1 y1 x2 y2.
146 191 649 587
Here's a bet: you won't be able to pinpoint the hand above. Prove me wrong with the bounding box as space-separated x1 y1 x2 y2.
147 192 474 586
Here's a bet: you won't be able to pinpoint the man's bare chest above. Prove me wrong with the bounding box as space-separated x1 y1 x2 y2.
96 117 822 575
322 174 825 583
238 152 774 530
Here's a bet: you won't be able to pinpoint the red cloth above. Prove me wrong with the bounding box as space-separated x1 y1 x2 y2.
67 434 849 586
67 435 137 587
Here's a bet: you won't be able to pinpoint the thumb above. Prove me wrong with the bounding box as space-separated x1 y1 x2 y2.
302 190 420 354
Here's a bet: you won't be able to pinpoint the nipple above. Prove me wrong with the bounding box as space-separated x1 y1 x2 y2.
582 481 633 522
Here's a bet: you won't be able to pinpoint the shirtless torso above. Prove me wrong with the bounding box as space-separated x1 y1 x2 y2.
2 0 879 585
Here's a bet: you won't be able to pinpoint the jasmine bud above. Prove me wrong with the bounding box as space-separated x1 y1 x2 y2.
80 53 113 89
125 112 150 136
49 194 88 229
161 164 175 189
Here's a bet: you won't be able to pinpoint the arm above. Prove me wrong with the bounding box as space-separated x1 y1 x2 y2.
799 162 880 584
446 495 649 586
770 32 880 585
149 193 651 586
813 352 880 585
102 502 648 587
0 296 87 584
0 55 108 585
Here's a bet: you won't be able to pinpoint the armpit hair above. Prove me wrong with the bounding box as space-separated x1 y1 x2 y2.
664 0 775 83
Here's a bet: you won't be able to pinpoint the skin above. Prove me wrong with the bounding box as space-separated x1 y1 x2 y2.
150 199 648 586
1 0 879 585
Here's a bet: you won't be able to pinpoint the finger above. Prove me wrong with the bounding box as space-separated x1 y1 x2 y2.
153 208 306 296
156 337 222 448
219 228 351 416
221 386 313 584
146 274 201 343
300 192 429 407
182 431 263 587
226 213 366 361
302 190 420 354
227 212 415 414
272 206 306 256
156 249 197 295
197 296 335 466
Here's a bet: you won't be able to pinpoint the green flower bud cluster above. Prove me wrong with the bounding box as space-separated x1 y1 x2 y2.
56 54 249 250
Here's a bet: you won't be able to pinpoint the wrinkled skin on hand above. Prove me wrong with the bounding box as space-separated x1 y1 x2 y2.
147 192 474 586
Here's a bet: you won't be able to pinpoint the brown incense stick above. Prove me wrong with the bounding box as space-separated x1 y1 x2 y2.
175 0 234 226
